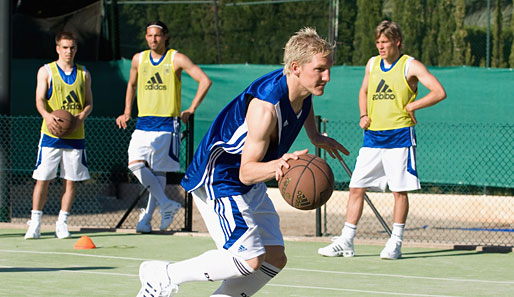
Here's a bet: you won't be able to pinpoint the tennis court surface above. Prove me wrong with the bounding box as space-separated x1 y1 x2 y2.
1 228 513 297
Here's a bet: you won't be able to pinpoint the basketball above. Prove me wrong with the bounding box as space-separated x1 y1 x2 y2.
51 109 75 137
278 154 335 210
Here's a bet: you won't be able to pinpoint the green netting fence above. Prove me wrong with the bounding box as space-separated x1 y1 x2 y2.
318 119 513 247
0 115 193 232
0 115 512 247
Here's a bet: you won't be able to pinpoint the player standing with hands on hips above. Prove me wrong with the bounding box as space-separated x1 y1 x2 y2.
116 21 211 233
136 27 349 297
318 20 446 259
25 32 93 239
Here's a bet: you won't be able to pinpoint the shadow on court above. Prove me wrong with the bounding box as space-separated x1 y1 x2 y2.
0 266 115 273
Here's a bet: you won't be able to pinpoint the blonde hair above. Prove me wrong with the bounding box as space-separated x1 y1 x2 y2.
283 27 334 75
375 20 403 50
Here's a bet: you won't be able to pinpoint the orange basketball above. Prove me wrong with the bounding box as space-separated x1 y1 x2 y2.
51 109 74 137
278 154 335 210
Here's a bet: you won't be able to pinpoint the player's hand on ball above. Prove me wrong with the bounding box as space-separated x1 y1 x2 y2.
275 149 308 181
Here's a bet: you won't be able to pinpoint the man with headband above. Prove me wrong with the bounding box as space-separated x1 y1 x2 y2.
116 20 212 233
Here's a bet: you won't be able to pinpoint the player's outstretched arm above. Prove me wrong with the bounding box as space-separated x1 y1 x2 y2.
174 52 212 124
116 53 139 129
239 98 306 185
303 106 349 160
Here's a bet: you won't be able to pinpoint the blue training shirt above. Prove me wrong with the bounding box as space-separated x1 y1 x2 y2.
181 68 312 199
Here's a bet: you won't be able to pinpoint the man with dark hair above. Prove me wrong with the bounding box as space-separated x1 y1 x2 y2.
116 21 211 233
25 31 93 239
318 20 446 259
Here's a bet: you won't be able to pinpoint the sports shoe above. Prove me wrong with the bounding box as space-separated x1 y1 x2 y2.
55 221 71 239
318 236 354 257
380 238 402 260
136 208 152 233
24 220 41 239
137 260 178 297
159 200 181 231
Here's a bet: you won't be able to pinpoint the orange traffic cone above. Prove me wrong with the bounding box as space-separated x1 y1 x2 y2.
74 236 96 249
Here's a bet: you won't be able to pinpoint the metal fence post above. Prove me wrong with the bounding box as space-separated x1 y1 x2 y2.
184 114 194 231
315 115 322 236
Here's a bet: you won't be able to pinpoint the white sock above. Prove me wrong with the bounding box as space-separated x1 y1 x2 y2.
143 173 165 220
212 262 281 296
342 222 357 242
168 249 255 285
57 210 70 223
31 210 43 222
392 223 405 241
129 163 170 207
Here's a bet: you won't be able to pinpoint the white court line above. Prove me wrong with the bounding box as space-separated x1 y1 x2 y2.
0 265 460 297
287 267 514 285
269 284 460 297
2 249 513 286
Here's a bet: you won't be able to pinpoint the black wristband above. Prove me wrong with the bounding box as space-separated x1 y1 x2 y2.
360 114 368 119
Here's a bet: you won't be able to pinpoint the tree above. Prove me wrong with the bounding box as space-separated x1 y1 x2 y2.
492 0 506 67
510 0 514 67
336 0 357 65
353 0 383 65
437 0 455 66
421 0 439 65
395 0 424 59
452 0 472 65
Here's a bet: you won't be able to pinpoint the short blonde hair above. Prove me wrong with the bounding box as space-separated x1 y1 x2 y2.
283 27 334 75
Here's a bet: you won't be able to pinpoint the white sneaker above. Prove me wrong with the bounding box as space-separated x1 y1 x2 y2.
137 260 178 297
24 220 41 239
159 200 181 231
318 236 354 257
380 238 402 259
55 221 71 239
136 208 152 233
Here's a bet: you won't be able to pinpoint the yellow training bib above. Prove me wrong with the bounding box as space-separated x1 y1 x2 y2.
367 55 417 131
136 49 181 117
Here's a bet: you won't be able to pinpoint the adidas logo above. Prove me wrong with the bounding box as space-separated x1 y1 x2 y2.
237 245 247 253
60 90 82 110
145 72 167 90
372 79 396 100
294 190 310 208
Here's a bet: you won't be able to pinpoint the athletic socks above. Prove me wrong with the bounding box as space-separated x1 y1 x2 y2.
31 210 43 222
129 163 170 207
342 222 357 241
211 262 281 296
392 223 405 241
167 249 255 285
144 172 166 219
57 210 70 223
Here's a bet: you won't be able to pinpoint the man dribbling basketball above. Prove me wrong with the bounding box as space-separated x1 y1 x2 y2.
136 27 349 297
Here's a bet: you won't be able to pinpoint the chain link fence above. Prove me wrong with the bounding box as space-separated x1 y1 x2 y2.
318 120 514 247
0 115 193 232
1 115 512 247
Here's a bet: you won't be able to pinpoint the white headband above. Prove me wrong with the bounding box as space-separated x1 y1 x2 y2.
147 24 163 30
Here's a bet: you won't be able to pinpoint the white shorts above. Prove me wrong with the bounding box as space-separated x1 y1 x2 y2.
192 183 284 260
33 146 90 181
128 129 180 172
349 146 420 192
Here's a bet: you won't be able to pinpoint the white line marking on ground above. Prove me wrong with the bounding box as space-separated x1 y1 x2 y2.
287 268 514 285
269 284 460 297
0 265 460 297
2 249 513 286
